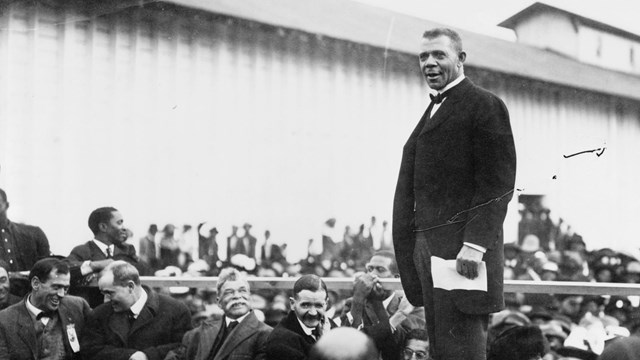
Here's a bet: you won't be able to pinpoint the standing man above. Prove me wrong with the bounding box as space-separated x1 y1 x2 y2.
66 206 144 307
0 258 91 360
393 28 516 360
0 188 50 272
138 224 158 271
266 274 335 360
165 267 272 360
81 261 192 360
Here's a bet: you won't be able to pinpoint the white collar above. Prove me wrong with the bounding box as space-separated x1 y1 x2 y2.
382 291 396 310
436 74 465 95
92 239 113 257
129 288 148 318
296 316 316 336
225 311 250 326
26 294 46 318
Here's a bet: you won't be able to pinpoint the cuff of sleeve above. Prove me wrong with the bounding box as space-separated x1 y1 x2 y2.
463 242 487 253
80 261 92 276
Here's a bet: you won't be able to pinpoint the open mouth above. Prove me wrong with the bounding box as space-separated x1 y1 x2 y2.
49 296 60 307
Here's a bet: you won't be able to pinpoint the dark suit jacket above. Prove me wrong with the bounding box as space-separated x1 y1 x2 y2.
66 240 147 307
0 295 91 360
265 311 335 360
81 288 192 360
393 78 516 314
1 221 50 272
165 311 272 360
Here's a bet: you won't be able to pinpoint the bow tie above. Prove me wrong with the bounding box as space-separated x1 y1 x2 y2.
36 311 56 320
429 91 448 104
311 327 321 339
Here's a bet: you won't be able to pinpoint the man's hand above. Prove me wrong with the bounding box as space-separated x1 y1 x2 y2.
390 295 415 329
456 244 483 279
353 273 377 300
89 259 114 272
129 351 148 360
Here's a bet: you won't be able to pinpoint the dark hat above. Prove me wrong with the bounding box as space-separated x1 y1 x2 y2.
488 325 546 360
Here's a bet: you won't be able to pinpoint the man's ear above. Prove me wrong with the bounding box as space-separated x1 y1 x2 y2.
98 222 108 233
127 280 136 292
458 51 467 64
31 276 40 290
289 297 295 309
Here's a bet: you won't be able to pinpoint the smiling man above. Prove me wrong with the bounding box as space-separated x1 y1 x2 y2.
166 267 272 360
0 260 21 310
393 28 516 360
66 207 145 307
266 274 336 360
80 261 191 360
0 258 91 360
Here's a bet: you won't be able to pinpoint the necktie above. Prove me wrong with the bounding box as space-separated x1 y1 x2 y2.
36 311 55 320
311 327 321 341
106 246 112 258
429 92 444 104
227 320 239 333
127 309 136 325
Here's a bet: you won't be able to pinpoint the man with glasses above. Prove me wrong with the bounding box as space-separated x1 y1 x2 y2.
0 258 91 360
402 328 431 360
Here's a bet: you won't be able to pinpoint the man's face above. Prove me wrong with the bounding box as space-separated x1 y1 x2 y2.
99 272 136 312
418 35 464 91
101 211 127 245
0 267 10 303
290 289 327 329
217 279 251 319
366 255 394 279
31 269 70 312
403 339 430 360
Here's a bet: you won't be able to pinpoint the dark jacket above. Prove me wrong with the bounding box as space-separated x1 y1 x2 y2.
0 295 91 360
1 220 50 272
165 311 272 360
265 311 335 360
393 78 516 313
80 288 192 360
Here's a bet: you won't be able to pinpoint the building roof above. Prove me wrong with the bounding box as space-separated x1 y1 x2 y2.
499 2 640 44
133 0 640 102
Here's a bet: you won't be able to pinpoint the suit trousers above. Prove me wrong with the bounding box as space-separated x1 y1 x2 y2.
413 232 489 360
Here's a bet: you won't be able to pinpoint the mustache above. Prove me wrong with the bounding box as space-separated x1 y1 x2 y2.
303 313 322 322
227 300 249 308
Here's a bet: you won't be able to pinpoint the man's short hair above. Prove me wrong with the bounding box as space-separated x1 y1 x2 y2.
293 274 328 299
422 27 463 54
0 188 7 203
29 258 69 283
216 267 249 294
88 206 118 235
406 328 429 342
102 260 140 286
372 250 399 275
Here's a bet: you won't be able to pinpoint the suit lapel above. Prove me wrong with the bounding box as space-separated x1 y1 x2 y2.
386 292 400 315
129 288 159 335
215 312 257 360
196 320 223 360
88 241 108 260
419 78 472 136
107 310 130 345
16 302 38 359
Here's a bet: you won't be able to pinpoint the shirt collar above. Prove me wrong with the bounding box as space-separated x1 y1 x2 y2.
382 291 396 310
26 294 46 318
92 239 112 257
296 316 316 336
129 288 148 317
225 311 250 326
437 74 465 95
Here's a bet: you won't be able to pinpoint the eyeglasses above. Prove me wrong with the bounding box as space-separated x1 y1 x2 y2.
403 347 429 360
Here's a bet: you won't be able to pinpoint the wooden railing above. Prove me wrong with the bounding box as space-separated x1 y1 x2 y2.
140 277 640 296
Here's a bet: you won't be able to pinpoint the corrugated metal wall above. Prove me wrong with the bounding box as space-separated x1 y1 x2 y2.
1 1 639 258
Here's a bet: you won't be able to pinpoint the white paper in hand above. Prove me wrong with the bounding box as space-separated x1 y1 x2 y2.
431 256 488 291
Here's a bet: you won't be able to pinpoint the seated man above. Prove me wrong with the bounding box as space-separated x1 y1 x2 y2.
165 267 272 360
342 251 425 360
266 274 337 360
308 327 378 360
0 258 91 360
401 328 431 360
80 261 192 360
0 260 21 310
